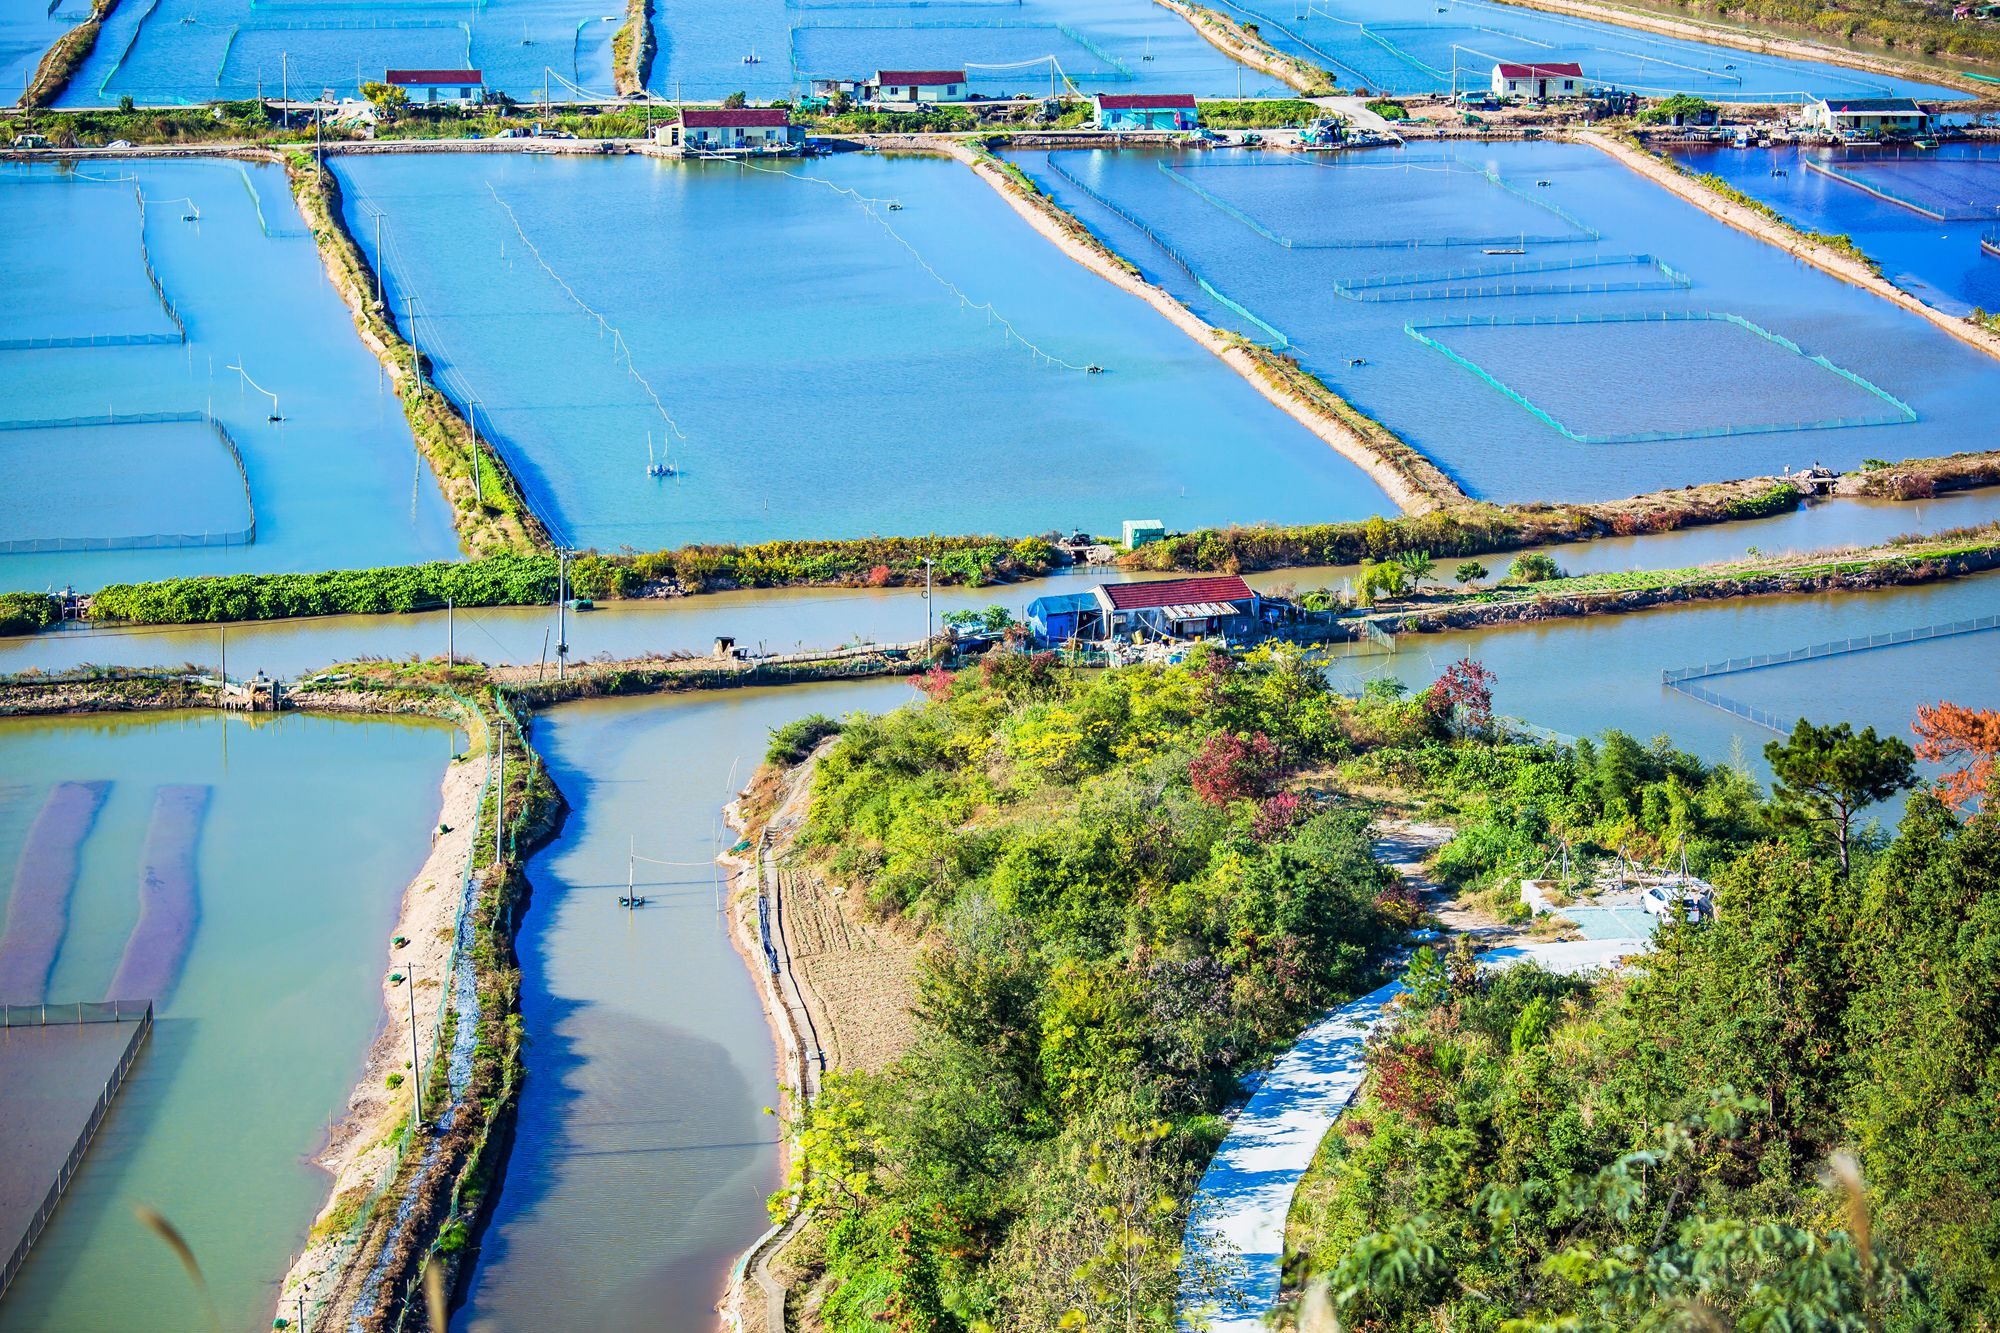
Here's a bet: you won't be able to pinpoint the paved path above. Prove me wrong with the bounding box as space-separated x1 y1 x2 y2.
1178 829 1652 1330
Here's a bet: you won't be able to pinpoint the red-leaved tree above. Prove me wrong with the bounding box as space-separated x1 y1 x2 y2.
1189 732 1280 807
1424 657 1497 733
1913 701 2000 811
911 664 954 701
1252 790 1305 841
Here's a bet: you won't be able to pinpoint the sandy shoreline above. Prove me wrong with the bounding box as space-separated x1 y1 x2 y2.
273 747 489 1324
1581 131 2000 366
944 142 1443 515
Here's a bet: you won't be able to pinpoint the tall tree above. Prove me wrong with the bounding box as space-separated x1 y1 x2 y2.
1765 719 1917 872
1912 701 2000 812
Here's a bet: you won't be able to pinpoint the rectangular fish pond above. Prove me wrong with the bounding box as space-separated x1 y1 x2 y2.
331 150 1397 551
57 0 1270 106
1200 0 1960 100
1016 140 2000 503
1667 142 2000 319
0 159 458 593
0 707 452 1333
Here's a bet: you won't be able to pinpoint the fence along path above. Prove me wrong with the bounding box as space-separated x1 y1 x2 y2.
1661 613 2000 732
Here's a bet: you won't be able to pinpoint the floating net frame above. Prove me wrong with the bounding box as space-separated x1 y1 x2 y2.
1040 153 1291 348
0 411 256 553
1662 614 2000 731
1158 157 1601 250
1801 157 2000 223
1404 310 1918 444
1330 251 1692 302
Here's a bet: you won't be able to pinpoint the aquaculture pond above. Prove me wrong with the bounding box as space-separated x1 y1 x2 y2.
455 678 911 1332
1668 142 2000 318
0 708 451 1332
1015 141 2000 502
1201 0 1957 99
332 150 1393 550
0 159 457 593
2 489 1997 681
654 0 1279 103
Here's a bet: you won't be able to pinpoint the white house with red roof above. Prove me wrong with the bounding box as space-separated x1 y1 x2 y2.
661 106 801 154
1092 92 1199 132
864 69 968 103
1489 60 1582 100
385 68 484 105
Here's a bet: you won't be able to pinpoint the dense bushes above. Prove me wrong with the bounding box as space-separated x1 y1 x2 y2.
1289 733 2000 1329
0 592 59 637
1196 99 1322 127
90 557 559 624
77 535 1060 627
781 648 1406 1327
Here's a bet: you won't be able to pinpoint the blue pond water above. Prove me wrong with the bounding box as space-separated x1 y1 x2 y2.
1206 0 1959 100
331 150 1394 551
1016 141 2000 502
0 159 457 592
0 0 80 100
1668 142 2000 318
57 0 1269 106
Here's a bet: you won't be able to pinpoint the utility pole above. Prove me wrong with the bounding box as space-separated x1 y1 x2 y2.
296 1282 308 1333
373 211 383 308
469 402 482 501
922 557 935 647
495 721 505 866
446 597 454 664
218 625 226 687
400 965 424 1123
405 295 419 382
555 548 569 682
282 52 289 130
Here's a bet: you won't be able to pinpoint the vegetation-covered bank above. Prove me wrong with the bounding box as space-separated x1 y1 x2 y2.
1150 0 1340 94
1283 711 2000 1329
610 0 655 95
19 0 120 107
286 154 545 557
77 533 1058 626
761 648 1421 1327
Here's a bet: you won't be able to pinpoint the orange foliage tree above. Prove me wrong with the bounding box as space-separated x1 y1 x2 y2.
1912 701 2000 811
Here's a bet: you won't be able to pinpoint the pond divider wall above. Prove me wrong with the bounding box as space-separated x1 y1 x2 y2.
0 1001 153 1301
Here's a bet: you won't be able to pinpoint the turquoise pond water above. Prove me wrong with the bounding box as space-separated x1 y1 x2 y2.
56 0 1269 106
0 160 457 592
1667 142 2000 319
0 709 451 1333
1204 0 1958 100
331 150 1394 550
0 0 78 100
1015 141 2000 503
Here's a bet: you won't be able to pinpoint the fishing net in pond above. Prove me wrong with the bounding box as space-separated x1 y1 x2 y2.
0 413 256 552
1331 252 1691 302
1803 155 2000 222
0 178 186 348
1157 157 1600 250
1039 152 1291 348
1404 311 1917 444
790 18 1134 84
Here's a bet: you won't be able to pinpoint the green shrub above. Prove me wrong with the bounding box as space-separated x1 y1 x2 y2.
0 592 58 637
766 713 842 767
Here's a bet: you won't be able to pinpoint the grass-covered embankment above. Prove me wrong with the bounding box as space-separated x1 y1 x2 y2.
1149 0 1340 94
610 0 655 96
19 0 121 108
1195 99 1324 128
80 534 1058 626
286 155 545 558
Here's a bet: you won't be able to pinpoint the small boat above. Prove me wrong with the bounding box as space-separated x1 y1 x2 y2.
567 597 595 612
1347 356 1367 367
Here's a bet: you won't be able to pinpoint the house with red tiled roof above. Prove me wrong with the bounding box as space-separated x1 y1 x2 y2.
385 68 485 105
1490 61 1582 100
661 106 801 154
864 69 968 103
1099 575 1260 641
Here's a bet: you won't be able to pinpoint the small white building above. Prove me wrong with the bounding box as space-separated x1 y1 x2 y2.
385 68 485 105
1490 60 1581 100
864 69 968 104
1802 96 1934 139
659 107 801 153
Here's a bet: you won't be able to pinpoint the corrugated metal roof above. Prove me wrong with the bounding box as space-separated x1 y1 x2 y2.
1494 61 1582 77
386 68 483 84
872 69 966 85
681 108 789 127
1096 93 1198 110
1100 576 1254 611
1822 97 1927 113
1157 602 1242 619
